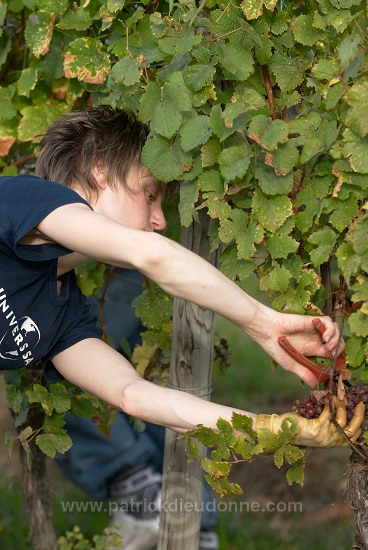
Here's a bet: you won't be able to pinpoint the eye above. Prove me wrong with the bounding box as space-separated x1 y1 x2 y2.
146 190 156 203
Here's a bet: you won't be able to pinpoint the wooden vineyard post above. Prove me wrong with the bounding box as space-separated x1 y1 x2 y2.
157 209 220 550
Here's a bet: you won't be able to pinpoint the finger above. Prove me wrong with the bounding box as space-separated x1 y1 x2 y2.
344 402 365 438
319 403 332 423
316 316 335 343
332 396 347 428
349 428 362 444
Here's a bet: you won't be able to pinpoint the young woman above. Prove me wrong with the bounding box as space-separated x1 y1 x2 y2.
0 106 363 447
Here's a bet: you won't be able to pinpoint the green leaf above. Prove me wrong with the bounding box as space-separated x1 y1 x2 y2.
204 473 242 498
26 383 56 415
248 115 289 151
338 32 362 72
17 66 38 97
201 137 221 167
140 78 192 139
201 456 231 478
257 417 298 454
252 189 292 233
200 192 232 222
231 412 257 438
286 457 305 486
217 42 254 81
351 275 368 303
292 14 325 46
240 0 277 20
336 242 361 283
0 86 17 121
5 431 15 462
178 180 199 227
75 261 106 297
329 194 359 232
308 227 337 267
133 286 173 330
19 426 33 469
36 428 72 458
180 115 212 152
182 59 217 92
256 163 293 196
311 58 340 81
110 57 141 87
343 80 368 139
220 245 258 281
266 234 299 259
345 335 366 368
270 51 305 92
218 142 252 182
64 37 110 84
198 170 224 195
349 311 368 338
260 264 292 292
49 382 71 414
294 184 322 232
142 135 192 182
25 11 55 58
343 129 368 174
158 26 201 55
219 213 264 260
265 140 300 176
56 6 92 30
347 213 368 256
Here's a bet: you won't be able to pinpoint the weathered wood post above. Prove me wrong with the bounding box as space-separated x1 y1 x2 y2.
158 208 220 550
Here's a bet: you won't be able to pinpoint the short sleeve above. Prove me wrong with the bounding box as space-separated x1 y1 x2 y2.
42 301 103 382
0 175 91 260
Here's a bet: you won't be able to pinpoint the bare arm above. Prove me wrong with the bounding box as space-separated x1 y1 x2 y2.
38 204 343 387
52 338 254 433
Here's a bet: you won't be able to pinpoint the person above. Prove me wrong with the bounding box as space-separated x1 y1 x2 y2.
56 268 219 550
0 106 363 546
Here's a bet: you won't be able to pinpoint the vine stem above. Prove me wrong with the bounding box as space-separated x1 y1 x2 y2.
262 66 279 120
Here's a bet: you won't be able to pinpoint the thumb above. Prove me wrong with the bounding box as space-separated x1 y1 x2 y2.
331 396 347 428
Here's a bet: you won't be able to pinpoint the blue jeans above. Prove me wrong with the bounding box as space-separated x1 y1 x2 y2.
55 269 217 530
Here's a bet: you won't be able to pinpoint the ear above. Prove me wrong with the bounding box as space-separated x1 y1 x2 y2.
91 165 108 189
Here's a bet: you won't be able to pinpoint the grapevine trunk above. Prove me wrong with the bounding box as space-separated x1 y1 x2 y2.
348 452 368 550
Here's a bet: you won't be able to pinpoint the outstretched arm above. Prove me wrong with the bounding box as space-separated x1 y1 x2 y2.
53 338 363 448
52 338 254 433
38 203 343 387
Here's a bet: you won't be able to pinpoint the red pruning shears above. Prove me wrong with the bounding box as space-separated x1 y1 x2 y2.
278 318 346 384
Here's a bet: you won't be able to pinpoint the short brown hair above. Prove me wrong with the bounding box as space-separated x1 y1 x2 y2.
35 106 150 201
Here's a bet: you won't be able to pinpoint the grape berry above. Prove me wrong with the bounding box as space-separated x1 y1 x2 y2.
293 384 368 422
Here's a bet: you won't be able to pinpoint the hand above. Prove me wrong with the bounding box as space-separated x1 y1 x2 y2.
256 397 365 448
252 311 345 387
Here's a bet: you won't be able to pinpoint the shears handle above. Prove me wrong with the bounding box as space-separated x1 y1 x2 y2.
278 318 346 383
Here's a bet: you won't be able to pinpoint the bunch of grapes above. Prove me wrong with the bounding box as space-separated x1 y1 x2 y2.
293 384 368 422
292 392 329 419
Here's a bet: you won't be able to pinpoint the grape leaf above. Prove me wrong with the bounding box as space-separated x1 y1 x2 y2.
64 37 110 84
308 227 337 267
256 163 293 196
270 51 305 92
218 143 253 182
343 80 368 139
252 189 292 233
180 115 212 152
36 428 72 458
248 115 289 151
142 135 192 182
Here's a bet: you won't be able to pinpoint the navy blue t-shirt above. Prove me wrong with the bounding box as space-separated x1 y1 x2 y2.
0 174 102 377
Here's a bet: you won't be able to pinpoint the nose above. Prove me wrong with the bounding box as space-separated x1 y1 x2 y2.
151 205 167 231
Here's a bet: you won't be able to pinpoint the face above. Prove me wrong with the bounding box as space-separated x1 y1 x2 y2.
91 164 167 232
